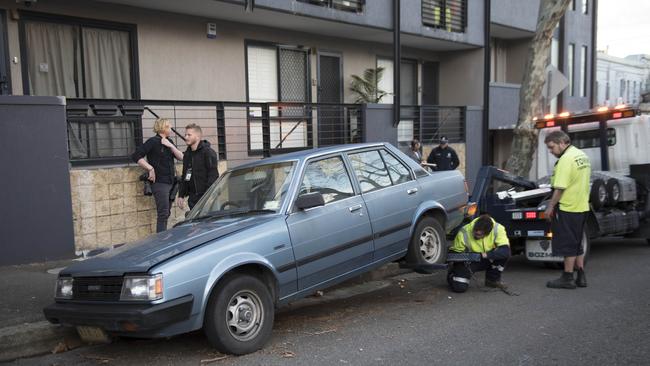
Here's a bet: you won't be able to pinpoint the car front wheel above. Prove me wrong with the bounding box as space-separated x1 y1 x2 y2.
204 274 274 355
406 216 447 265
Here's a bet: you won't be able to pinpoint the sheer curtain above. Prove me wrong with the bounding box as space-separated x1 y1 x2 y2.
82 27 131 99
25 21 79 97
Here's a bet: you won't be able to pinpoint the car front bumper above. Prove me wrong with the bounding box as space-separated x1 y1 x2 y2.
43 295 193 334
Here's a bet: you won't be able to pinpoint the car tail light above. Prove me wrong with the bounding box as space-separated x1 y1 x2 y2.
525 211 537 219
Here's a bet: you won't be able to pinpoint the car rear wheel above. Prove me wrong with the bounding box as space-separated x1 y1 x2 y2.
204 274 274 355
406 216 447 266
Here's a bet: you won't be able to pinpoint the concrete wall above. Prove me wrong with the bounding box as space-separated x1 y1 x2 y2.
491 0 540 32
464 106 483 188
489 83 520 129
439 48 485 106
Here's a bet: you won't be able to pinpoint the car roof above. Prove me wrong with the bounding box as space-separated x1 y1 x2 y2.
232 142 389 170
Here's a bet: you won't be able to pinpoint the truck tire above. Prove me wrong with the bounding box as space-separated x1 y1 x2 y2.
606 179 621 206
204 273 274 355
406 216 447 266
590 179 608 210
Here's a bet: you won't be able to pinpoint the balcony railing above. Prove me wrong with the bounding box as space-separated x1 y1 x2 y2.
422 0 467 33
398 105 466 147
298 0 365 13
65 99 364 167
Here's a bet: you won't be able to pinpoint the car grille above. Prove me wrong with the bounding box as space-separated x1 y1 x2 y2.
73 277 123 301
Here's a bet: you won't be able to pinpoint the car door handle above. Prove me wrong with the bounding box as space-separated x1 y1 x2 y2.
407 188 418 195
349 204 363 212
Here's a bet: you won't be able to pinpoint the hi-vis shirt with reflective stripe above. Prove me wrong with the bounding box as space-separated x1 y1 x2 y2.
450 217 510 254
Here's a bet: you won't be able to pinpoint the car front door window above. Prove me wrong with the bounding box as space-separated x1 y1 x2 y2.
348 150 392 193
300 156 354 204
380 149 412 185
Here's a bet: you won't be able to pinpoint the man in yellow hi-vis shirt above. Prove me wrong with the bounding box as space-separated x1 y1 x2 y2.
544 130 591 289
447 214 511 293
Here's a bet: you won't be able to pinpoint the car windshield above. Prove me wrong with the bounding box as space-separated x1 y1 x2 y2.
187 161 296 220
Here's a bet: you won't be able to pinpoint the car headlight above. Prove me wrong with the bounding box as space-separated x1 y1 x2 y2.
120 274 163 301
55 277 74 299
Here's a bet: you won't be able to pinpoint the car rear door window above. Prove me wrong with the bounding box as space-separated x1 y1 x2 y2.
348 150 392 193
380 150 412 185
299 156 354 204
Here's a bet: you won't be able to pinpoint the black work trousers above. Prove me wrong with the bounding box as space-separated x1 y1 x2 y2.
448 257 508 293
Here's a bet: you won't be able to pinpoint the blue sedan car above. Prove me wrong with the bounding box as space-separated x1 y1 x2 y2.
45 142 469 355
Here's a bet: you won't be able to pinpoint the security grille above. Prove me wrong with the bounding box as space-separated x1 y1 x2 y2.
318 55 344 146
422 0 467 33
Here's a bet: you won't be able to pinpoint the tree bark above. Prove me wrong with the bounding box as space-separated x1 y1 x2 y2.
505 0 572 178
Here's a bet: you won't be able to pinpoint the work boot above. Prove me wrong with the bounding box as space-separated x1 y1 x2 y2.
575 268 587 287
546 272 577 289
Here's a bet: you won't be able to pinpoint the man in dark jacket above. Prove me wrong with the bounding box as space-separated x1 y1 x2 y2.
426 136 460 171
177 124 220 209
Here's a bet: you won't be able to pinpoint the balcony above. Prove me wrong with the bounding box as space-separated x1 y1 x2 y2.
491 0 540 39
489 82 521 129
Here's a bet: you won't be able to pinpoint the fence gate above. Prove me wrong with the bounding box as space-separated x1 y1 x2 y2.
0 96 75 265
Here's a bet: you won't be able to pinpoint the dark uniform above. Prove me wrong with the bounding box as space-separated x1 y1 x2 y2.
427 145 459 171
178 140 220 209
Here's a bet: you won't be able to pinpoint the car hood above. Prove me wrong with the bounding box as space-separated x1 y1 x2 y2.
60 215 277 277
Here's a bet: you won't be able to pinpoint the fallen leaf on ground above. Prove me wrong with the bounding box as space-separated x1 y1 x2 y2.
282 351 296 358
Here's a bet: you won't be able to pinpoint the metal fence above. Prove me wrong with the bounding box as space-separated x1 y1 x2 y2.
65 99 364 167
398 105 466 147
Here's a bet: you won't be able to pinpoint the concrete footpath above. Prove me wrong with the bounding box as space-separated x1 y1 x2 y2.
0 258 405 363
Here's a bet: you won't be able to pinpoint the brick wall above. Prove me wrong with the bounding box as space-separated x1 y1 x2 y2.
69 162 226 252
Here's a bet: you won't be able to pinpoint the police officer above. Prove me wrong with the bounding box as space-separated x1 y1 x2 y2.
544 130 591 289
426 136 459 171
447 214 511 293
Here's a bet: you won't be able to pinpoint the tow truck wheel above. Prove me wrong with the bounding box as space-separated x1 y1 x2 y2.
406 216 447 267
204 274 274 355
590 179 608 210
606 179 621 206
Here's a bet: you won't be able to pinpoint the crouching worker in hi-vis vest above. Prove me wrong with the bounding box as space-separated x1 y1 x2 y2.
447 214 511 293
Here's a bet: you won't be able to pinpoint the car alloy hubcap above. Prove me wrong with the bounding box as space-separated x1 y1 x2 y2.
612 184 620 201
419 227 441 263
226 290 264 341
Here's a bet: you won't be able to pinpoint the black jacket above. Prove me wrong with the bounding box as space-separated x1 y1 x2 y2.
427 145 459 171
178 140 219 199
131 135 176 184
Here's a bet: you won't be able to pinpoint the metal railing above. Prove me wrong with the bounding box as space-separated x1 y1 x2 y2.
65 99 364 167
422 0 467 33
398 105 466 147
297 0 365 13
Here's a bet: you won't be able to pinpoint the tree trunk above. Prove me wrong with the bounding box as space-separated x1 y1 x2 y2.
505 0 572 178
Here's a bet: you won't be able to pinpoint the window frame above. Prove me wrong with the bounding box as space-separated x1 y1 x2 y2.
17 10 140 99
244 39 311 156
290 153 357 213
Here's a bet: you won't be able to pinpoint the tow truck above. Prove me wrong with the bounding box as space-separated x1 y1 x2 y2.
470 106 650 266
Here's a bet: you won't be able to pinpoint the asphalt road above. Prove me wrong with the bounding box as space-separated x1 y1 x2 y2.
8 238 650 366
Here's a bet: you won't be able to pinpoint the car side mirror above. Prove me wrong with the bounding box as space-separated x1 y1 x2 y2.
295 192 325 210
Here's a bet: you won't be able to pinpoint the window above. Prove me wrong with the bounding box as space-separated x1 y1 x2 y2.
19 13 137 98
570 0 576 10
380 150 412 185
580 46 588 97
376 57 418 105
550 38 560 113
299 157 354 204
297 0 364 13
620 79 625 98
348 150 392 193
246 43 309 152
569 128 616 149
422 0 467 33
567 44 575 96
582 0 588 14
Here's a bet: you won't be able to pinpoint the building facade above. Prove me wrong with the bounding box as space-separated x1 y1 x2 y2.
596 52 650 106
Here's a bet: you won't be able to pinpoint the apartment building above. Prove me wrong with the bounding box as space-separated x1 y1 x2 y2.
597 52 650 106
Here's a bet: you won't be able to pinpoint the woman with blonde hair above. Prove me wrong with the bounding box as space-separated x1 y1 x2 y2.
132 118 184 232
